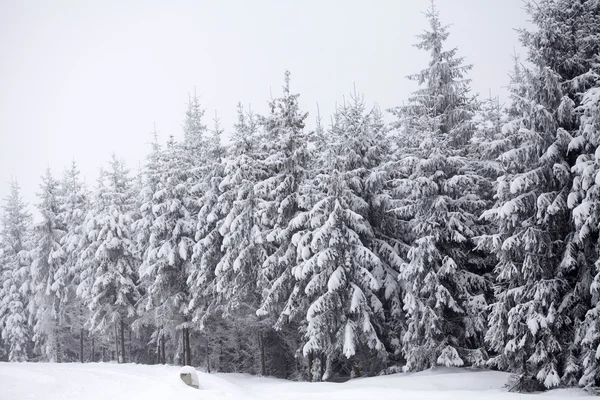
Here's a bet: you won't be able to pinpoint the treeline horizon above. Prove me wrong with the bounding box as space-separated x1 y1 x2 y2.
1 0 599 392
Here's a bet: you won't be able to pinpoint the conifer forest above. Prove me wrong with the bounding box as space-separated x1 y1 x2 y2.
1 0 599 391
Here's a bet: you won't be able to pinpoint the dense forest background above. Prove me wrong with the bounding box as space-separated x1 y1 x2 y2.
1 0 599 391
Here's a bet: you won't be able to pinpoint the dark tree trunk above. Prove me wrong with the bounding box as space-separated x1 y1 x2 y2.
156 338 161 365
80 328 84 363
120 320 126 363
102 345 106 362
91 337 95 362
128 327 132 363
161 334 166 364
114 323 120 363
184 328 192 366
181 329 185 366
56 338 61 363
205 334 211 373
233 328 240 373
320 353 326 381
258 330 266 376
307 352 314 382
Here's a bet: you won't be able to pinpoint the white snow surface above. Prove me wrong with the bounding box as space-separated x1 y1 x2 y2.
0 362 590 400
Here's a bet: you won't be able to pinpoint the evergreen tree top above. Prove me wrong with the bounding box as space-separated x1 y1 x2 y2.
1 180 32 255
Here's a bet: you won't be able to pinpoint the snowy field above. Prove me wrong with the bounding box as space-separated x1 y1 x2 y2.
0 363 589 400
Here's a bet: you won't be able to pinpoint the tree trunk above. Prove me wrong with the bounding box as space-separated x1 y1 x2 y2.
307 352 314 382
120 320 126 363
258 330 266 376
161 334 166 364
56 337 61 363
80 328 84 363
185 328 192 366
156 337 161 364
205 333 211 373
320 353 325 381
233 328 240 373
114 323 120 363
128 327 132 363
91 337 95 362
181 329 186 366
102 345 106 362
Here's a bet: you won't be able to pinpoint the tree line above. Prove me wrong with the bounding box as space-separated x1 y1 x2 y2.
1 0 599 390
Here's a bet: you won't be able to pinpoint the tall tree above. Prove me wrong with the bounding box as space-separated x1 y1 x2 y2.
480 0 600 389
78 156 140 363
390 2 489 371
283 94 394 379
29 168 66 361
255 72 309 324
57 161 91 362
140 137 196 365
0 181 32 361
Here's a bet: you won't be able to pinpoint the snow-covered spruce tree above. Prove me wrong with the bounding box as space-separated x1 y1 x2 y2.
56 161 92 362
213 103 271 374
479 0 600 389
283 94 397 380
138 136 197 366
471 93 507 182
188 113 226 369
78 156 140 363
29 168 67 361
389 2 490 371
531 0 600 388
252 72 310 375
573 84 600 388
358 104 407 367
0 181 33 361
574 84 600 387
133 127 169 363
183 89 208 163
75 169 109 359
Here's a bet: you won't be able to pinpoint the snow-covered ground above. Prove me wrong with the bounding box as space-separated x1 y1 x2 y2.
0 362 589 400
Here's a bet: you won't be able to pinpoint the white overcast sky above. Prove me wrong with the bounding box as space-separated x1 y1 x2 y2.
0 0 529 214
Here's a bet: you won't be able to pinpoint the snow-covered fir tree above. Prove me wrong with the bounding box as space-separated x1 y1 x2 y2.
78 156 140 363
133 127 168 362
29 168 66 361
255 72 309 324
214 104 271 373
390 2 489 371
0 181 32 361
283 93 396 380
183 89 208 163
188 114 226 342
57 161 91 362
479 0 600 388
139 136 197 366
